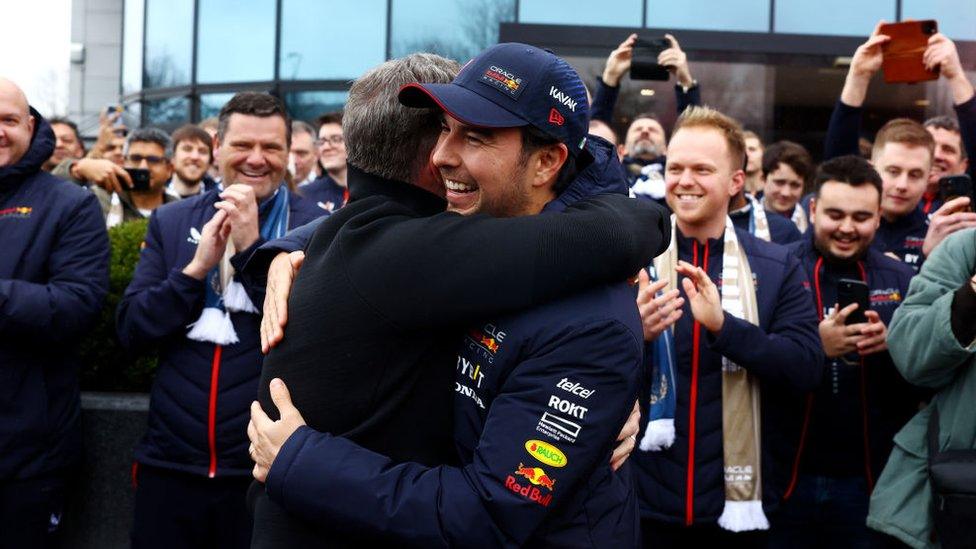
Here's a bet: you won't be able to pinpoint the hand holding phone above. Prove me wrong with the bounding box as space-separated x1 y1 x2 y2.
630 37 671 81
837 278 870 325
938 175 974 211
125 168 151 192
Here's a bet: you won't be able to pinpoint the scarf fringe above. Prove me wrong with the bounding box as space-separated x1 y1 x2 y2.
186 307 239 345
222 280 258 313
717 500 770 532
639 419 675 451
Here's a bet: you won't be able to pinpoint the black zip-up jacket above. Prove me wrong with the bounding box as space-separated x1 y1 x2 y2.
0 110 109 480
785 236 920 491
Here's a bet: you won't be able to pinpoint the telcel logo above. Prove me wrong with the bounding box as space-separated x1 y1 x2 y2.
525 439 567 468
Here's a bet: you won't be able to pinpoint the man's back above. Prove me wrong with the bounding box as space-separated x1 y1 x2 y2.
260 172 458 465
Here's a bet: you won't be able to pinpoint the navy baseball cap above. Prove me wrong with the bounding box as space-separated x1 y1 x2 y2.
398 43 590 158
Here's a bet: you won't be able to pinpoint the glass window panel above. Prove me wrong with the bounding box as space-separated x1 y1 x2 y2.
199 92 237 120
197 0 276 84
120 102 142 129
391 0 516 62
144 96 190 130
280 0 386 80
143 0 193 88
775 0 893 36
903 0 976 41
646 0 769 33
122 0 145 95
284 91 349 123
519 0 642 27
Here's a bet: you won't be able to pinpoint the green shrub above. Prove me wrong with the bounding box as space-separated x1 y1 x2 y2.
79 218 158 392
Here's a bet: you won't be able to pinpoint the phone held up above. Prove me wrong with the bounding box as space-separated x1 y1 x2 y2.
630 37 671 81
879 20 939 84
125 168 151 192
938 174 974 212
837 278 870 325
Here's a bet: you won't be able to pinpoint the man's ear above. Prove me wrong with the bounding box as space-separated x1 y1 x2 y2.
27 115 34 135
809 196 817 224
212 134 221 163
729 169 745 197
532 143 569 190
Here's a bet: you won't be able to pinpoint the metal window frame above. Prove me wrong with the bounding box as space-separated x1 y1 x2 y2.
121 0 976 128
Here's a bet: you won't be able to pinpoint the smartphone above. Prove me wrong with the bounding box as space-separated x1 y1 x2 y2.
879 20 939 84
125 168 151 192
630 38 671 81
938 174 974 211
837 278 870 325
106 104 125 127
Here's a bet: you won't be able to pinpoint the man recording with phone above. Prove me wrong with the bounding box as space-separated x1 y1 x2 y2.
825 22 976 268
771 156 920 548
89 128 180 227
591 33 701 200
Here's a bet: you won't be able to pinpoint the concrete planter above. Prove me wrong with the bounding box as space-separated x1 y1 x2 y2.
63 392 149 548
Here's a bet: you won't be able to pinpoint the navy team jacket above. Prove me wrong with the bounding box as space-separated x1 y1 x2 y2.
632 228 822 526
264 284 644 548
0 110 109 480
785 236 920 490
116 188 321 478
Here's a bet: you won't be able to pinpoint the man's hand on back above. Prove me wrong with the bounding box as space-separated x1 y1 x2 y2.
261 250 305 354
610 402 640 471
248 378 307 483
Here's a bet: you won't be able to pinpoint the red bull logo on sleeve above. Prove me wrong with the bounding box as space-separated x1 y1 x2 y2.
505 463 555 507
0 206 32 219
514 463 555 490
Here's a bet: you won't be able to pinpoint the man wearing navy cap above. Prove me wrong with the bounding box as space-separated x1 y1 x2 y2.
246 45 668 547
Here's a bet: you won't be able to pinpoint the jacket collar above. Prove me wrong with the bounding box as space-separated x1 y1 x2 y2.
346 163 445 216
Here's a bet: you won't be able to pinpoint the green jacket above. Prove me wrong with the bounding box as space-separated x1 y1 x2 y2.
867 228 976 548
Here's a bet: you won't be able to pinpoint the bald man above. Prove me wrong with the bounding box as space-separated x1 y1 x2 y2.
0 78 109 548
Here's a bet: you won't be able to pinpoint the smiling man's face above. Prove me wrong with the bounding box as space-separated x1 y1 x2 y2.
431 115 533 217
665 126 742 231
216 113 288 200
173 137 211 184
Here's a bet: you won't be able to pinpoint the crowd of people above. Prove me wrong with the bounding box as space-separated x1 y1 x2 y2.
1 20 975 549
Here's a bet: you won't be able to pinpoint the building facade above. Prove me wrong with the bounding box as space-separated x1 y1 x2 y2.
69 0 976 153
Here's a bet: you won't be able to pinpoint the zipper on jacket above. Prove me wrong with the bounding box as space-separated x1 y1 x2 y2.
207 344 223 478
786 258 873 499
685 240 707 526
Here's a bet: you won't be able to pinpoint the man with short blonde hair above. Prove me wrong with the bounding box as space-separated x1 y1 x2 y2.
632 105 821 546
